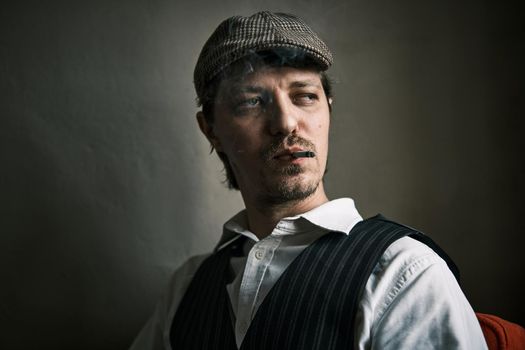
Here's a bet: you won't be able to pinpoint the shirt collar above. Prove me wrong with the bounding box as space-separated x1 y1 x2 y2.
215 198 363 251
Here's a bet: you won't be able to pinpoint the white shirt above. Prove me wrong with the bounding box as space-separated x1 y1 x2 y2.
130 198 487 349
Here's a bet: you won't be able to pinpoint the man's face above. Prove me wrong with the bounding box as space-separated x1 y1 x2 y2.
203 65 331 206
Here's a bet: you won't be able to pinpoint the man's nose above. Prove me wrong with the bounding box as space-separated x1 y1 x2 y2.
268 93 298 136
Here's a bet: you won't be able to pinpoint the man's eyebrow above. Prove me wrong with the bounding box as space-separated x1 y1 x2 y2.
224 79 322 95
228 84 265 94
289 79 322 89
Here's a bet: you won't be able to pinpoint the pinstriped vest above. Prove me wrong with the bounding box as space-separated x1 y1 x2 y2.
170 215 459 350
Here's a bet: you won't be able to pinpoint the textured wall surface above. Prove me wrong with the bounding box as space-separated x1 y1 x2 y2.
1 0 523 348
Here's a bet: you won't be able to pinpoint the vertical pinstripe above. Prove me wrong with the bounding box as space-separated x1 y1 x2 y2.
169 215 458 350
170 241 237 349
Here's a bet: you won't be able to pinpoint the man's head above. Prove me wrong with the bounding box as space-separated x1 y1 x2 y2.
194 12 333 206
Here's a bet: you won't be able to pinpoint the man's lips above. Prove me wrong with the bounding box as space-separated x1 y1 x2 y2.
274 154 296 161
273 147 304 159
273 147 310 161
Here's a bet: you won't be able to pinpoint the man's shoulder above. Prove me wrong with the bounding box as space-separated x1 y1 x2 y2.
362 234 459 324
378 235 442 271
357 215 459 280
359 234 486 349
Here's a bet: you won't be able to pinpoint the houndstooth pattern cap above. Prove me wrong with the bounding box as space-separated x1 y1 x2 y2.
193 11 333 103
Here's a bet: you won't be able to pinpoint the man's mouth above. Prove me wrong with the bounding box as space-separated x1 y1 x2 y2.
273 148 314 162
261 135 317 163
274 154 295 161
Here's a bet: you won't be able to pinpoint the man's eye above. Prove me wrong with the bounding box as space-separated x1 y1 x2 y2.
232 96 264 115
239 97 262 107
294 93 318 105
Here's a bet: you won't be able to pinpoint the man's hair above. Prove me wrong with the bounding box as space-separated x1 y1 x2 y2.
198 48 333 190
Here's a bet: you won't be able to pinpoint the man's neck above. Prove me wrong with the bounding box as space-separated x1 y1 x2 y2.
243 186 329 240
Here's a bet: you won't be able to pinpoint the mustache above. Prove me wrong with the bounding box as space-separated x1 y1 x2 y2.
260 135 316 161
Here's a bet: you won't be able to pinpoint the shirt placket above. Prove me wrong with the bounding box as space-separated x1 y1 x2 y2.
235 235 281 346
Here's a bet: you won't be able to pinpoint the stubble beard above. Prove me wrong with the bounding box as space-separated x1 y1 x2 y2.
257 160 322 207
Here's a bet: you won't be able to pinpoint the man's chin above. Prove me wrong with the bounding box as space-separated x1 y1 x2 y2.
259 176 320 206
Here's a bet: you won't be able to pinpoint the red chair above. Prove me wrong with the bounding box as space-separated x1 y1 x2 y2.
476 313 525 350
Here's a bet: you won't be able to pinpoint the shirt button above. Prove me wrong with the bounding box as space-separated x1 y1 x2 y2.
254 250 264 260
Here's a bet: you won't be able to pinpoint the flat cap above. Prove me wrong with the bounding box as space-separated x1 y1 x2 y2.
194 11 333 103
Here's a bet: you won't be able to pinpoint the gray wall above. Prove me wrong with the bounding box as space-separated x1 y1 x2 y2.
1 0 523 348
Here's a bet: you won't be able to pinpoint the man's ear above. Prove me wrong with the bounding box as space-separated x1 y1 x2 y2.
196 111 222 151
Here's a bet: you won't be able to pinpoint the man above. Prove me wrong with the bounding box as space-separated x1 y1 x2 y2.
131 11 487 349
